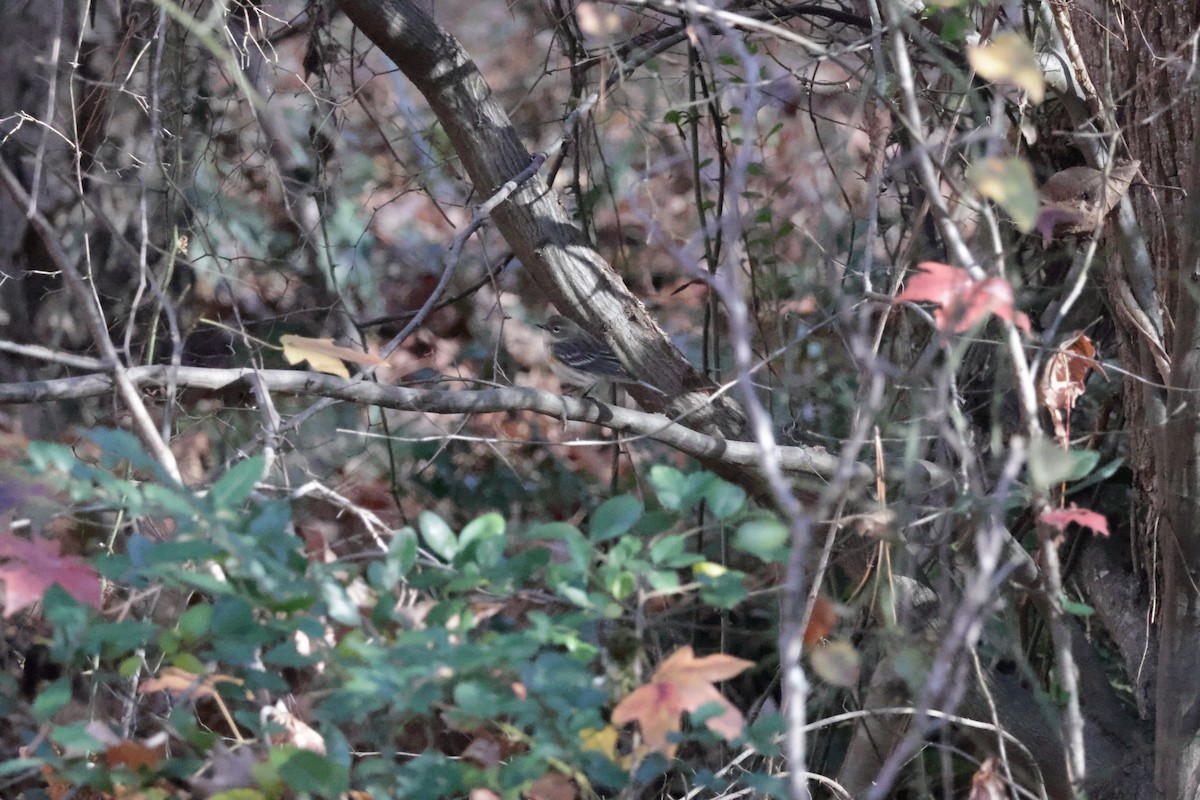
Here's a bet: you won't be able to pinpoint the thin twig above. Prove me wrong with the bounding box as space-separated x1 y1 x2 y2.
0 162 182 484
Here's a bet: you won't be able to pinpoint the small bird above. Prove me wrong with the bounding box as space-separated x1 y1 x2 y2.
1037 160 1140 242
537 315 665 396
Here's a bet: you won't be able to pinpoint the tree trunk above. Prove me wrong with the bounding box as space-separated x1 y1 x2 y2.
1068 1 1200 796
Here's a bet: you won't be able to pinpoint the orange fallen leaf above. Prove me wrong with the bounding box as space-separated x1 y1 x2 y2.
610 646 753 757
804 594 838 647
138 666 243 699
103 738 164 771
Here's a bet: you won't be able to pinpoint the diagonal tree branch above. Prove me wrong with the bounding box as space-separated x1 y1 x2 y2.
334 0 747 440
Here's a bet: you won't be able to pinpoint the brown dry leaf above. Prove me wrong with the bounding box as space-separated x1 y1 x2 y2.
103 738 164 771
262 700 327 754
1039 332 1106 446
610 646 753 757
847 508 895 539
462 736 504 767
1037 160 1140 241
139 666 244 700
525 771 578 800
280 334 385 378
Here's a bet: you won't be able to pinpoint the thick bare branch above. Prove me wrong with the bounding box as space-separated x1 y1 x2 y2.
0 365 865 485
334 0 747 438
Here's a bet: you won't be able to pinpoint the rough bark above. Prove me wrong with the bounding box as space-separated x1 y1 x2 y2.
1065 1 1200 796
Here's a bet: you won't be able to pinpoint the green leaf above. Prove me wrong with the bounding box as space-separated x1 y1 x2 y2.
1065 457 1124 495
734 517 789 560
698 571 748 609
704 480 747 519
32 678 72 723
0 758 44 778
459 512 505 548
1028 438 1100 489
270 746 350 797
390 527 418 575
1061 597 1095 616
590 495 643 542
634 510 677 536
142 483 199 519
208 455 265 509
649 534 686 565
85 428 157 472
173 652 205 674
419 510 458 561
608 570 637 601
178 604 213 641
320 577 362 626
456 512 506 568
649 465 687 510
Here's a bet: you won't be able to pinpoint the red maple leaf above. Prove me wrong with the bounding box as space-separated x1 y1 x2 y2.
896 261 1031 335
1039 504 1109 537
0 531 103 616
610 646 753 757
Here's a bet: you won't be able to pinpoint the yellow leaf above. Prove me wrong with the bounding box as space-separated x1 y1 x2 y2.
809 639 861 687
580 725 628 767
692 561 728 578
967 157 1039 233
968 32 1045 104
280 334 385 378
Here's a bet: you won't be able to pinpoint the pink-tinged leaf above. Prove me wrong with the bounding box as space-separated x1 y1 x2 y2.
1040 504 1109 537
0 531 102 616
895 262 1029 335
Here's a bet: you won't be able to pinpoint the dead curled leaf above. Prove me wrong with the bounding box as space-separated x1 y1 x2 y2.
1038 332 1106 446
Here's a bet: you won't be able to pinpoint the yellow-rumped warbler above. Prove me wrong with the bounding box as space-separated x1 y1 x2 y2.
537 315 665 396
